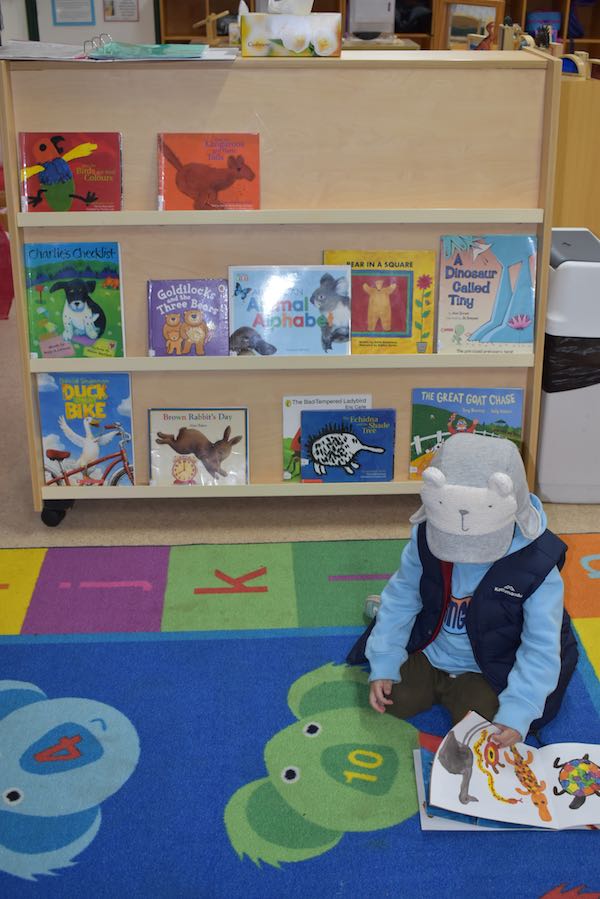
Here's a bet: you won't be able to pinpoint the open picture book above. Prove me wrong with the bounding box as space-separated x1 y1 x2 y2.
427 711 600 830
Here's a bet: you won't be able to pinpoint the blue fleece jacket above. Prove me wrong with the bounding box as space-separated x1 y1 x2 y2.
365 495 563 738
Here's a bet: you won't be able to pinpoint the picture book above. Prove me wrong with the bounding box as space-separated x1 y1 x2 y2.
19 132 122 213
157 133 260 211
409 387 524 480
147 279 229 356
148 408 248 486
37 371 134 487
437 234 537 354
428 712 600 830
229 265 352 356
282 393 372 481
24 242 124 359
300 408 396 483
323 249 435 354
414 749 543 831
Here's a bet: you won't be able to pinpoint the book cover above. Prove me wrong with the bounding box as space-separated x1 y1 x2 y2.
300 408 396 483
428 712 600 830
323 249 435 354
19 132 122 213
229 265 351 356
437 235 537 354
37 371 134 487
24 242 124 359
282 393 372 481
149 408 248 486
157 133 260 210
409 387 524 480
148 279 229 356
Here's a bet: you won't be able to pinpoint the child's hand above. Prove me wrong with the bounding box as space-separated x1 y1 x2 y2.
369 679 393 713
492 723 523 747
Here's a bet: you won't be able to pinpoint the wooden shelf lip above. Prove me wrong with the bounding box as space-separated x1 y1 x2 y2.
30 353 535 373
17 208 545 227
41 482 423 499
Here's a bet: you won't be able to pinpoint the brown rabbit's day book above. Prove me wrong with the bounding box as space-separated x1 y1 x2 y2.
157 133 260 211
148 408 249 486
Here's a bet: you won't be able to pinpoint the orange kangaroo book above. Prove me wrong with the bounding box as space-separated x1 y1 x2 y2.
158 133 260 211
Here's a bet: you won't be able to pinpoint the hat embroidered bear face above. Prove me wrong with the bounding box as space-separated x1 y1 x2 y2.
409 433 543 563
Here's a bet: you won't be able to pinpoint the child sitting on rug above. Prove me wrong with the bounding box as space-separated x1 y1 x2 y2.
357 433 578 747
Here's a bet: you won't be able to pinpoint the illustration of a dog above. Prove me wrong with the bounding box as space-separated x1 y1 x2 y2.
50 278 106 343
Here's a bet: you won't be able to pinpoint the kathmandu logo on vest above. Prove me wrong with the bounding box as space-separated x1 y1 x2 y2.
494 584 524 598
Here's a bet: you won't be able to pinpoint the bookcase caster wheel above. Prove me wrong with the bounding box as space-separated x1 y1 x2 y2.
41 499 74 528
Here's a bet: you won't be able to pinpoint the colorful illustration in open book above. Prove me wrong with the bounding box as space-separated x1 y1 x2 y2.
430 712 600 829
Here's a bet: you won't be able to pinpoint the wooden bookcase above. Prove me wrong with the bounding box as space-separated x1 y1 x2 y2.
0 50 560 517
504 0 600 52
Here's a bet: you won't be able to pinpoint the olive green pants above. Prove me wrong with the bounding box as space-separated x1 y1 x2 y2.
387 652 499 725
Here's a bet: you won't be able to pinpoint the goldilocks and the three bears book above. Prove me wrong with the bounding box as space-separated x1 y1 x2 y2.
147 279 229 356
24 242 124 359
323 250 435 354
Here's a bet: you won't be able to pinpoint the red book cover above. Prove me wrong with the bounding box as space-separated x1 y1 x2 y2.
19 132 122 213
158 133 260 210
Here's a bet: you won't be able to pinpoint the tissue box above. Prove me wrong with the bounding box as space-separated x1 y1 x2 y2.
240 13 342 58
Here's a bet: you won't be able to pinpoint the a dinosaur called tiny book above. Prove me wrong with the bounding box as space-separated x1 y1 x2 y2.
157 133 260 211
428 711 600 829
148 408 249 486
19 132 122 212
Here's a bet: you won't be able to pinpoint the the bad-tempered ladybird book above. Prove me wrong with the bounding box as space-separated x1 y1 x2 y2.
323 249 435 354
409 387 523 480
437 235 537 354
149 408 248 486
148 279 228 356
429 712 600 830
157 133 260 210
37 371 134 487
19 132 122 213
24 242 124 359
282 393 372 481
229 265 352 356
300 408 395 483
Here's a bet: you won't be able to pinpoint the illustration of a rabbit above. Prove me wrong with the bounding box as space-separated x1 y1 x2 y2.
309 274 350 352
155 426 242 478
161 140 256 210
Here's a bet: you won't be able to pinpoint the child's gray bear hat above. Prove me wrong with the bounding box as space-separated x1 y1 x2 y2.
409 433 543 563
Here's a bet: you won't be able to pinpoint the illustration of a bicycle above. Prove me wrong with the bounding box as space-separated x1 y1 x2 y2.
44 421 134 487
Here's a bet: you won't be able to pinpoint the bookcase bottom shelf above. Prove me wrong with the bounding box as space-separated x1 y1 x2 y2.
41 482 422 500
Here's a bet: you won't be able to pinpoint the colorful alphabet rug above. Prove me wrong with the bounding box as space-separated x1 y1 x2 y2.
0 535 599 898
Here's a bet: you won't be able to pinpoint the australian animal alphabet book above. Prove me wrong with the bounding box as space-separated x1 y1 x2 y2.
157 133 260 210
229 265 352 356
429 711 600 829
19 132 122 212
149 408 248 486
24 242 124 359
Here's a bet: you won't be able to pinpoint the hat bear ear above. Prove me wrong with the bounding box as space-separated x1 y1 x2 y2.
488 472 514 497
422 467 446 488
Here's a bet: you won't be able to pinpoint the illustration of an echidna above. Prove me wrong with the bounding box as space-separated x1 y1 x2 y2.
307 426 384 475
553 754 600 809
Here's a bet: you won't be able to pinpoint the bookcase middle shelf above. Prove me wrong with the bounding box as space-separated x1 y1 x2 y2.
29 354 535 373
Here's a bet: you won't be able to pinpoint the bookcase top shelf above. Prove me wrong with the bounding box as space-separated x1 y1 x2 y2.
17 209 545 228
29 354 535 373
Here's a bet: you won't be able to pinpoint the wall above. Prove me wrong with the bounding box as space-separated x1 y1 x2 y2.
36 0 156 44
1 0 29 39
